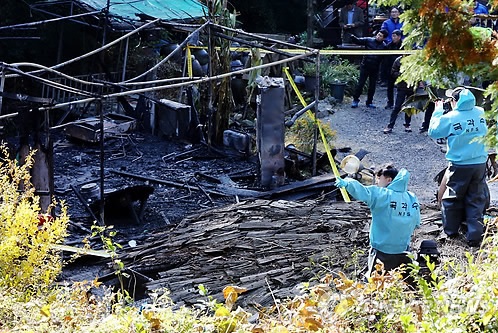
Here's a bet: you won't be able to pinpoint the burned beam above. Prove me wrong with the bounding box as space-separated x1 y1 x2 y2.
109 169 228 197
70 184 102 225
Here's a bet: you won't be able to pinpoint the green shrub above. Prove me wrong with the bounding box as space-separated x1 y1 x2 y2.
299 56 360 97
0 144 68 293
286 113 336 153
322 56 360 96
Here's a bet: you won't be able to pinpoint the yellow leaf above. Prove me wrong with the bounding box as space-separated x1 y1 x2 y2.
223 285 247 309
304 317 323 331
40 304 51 318
223 285 247 299
299 306 318 317
334 297 354 315
270 325 289 333
482 310 495 326
217 319 237 333
334 272 354 291
142 310 161 330
142 309 153 320
215 306 231 317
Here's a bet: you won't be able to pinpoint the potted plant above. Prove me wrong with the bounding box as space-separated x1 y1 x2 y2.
322 57 360 102
300 62 319 93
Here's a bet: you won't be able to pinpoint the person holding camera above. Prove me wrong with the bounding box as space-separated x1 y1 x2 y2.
428 87 488 247
335 165 420 279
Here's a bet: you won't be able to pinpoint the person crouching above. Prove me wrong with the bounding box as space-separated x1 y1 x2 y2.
335 165 420 280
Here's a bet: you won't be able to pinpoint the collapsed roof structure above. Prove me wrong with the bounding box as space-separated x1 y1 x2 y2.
0 0 322 215
30 0 208 30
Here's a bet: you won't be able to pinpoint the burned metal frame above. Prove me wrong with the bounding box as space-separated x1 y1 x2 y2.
0 15 323 223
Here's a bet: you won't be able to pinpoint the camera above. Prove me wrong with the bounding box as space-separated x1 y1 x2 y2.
442 98 453 114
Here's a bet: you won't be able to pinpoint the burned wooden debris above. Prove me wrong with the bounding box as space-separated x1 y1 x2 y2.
89 185 155 225
64 113 137 143
110 199 372 308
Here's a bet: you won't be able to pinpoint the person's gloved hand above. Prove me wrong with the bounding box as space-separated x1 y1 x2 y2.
335 177 348 188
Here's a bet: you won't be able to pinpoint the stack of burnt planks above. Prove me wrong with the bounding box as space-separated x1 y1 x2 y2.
117 199 371 307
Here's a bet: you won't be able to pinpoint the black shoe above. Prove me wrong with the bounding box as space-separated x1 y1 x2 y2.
384 104 393 110
436 138 446 145
419 127 428 133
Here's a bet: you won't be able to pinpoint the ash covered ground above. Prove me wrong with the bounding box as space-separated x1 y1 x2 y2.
51 129 259 245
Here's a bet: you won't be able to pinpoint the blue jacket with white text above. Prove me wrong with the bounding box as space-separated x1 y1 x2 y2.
339 169 420 254
428 88 488 165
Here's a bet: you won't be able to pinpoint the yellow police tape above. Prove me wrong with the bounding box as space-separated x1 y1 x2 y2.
186 46 193 78
283 67 351 202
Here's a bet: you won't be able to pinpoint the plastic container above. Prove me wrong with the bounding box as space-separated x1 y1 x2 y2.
223 129 251 153
330 82 346 103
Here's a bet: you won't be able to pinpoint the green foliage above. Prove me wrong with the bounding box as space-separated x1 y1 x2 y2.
0 144 68 293
91 224 133 303
299 56 359 96
300 61 321 77
4 217 498 332
322 56 360 96
373 0 498 147
286 113 336 153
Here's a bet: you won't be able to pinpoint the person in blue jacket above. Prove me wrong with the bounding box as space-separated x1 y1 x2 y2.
428 87 488 247
474 0 489 14
380 7 403 43
379 7 404 86
335 165 420 279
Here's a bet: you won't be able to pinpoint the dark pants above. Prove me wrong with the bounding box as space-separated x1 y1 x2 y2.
367 247 413 279
353 64 379 105
387 88 412 129
421 101 435 130
386 75 395 106
380 57 395 84
442 163 487 242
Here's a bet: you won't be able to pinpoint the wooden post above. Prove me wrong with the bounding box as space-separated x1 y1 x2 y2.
307 0 314 47
0 71 4 115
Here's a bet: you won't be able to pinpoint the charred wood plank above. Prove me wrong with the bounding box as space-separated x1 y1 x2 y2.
109 169 228 197
116 199 377 307
239 266 295 283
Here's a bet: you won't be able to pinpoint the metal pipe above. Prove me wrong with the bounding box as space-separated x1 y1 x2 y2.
0 10 101 31
284 101 316 127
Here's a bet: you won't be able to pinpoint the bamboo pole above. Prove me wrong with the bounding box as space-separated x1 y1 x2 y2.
5 18 162 78
32 51 316 113
209 22 316 52
124 21 210 83
210 31 300 59
0 11 101 31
